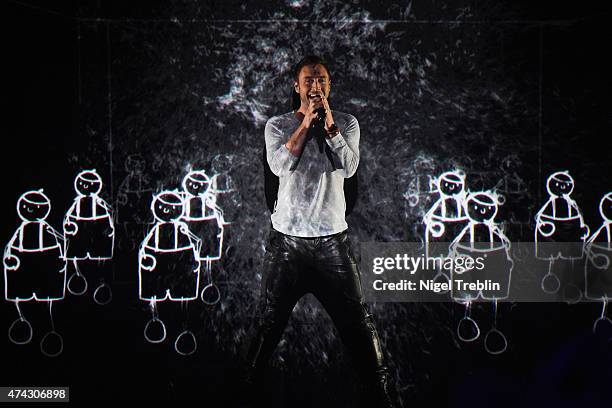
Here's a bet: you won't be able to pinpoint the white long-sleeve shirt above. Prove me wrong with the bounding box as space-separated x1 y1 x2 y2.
265 110 360 237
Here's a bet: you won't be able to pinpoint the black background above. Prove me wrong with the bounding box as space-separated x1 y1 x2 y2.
2 1 611 407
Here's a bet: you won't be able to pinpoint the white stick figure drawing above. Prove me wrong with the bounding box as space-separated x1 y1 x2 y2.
585 192 612 297
3 190 66 357
584 192 612 336
535 171 590 298
117 154 152 200
495 154 528 195
63 170 115 304
210 153 237 194
402 155 437 208
116 154 153 226
450 190 513 301
455 300 508 355
138 190 202 355
181 170 226 306
450 190 513 355
423 170 469 289
586 192 612 251
181 170 225 260
424 170 469 244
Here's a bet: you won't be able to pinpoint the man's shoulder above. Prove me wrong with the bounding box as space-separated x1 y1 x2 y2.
266 111 297 127
332 111 358 127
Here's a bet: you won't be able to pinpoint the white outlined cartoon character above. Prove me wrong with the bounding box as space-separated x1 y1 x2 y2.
181 170 225 306
495 154 528 195
138 191 202 355
424 170 469 250
450 190 513 301
535 171 590 258
585 192 612 301
181 170 224 261
116 154 153 226
117 154 152 200
210 153 236 195
63 170 115 303
450 190 513 355
3 190 66 356
535 171 589 298
423 170 469 290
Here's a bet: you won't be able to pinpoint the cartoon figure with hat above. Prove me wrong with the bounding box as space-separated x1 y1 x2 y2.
63 169 114 303
4 189 66 356
138 190 202 355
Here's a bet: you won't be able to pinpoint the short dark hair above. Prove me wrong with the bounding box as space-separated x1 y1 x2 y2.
293 55 331 80
291 55 331 110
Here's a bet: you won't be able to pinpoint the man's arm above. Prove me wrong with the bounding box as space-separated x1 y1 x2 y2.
265 100 319 176
325 116 360 178
265 119 301 177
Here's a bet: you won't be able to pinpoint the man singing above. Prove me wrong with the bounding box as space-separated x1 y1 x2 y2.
244 55 396 407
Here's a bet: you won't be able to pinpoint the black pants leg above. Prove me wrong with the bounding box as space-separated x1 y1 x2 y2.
309 232 386 381
243 229 305 379
243 229 396 407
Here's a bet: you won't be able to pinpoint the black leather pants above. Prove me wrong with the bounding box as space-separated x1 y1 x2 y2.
243 228 395 406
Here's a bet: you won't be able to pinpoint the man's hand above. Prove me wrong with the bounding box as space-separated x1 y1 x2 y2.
319 92 335 130
302 94 322 128
308 90 335 127
285 89 335 157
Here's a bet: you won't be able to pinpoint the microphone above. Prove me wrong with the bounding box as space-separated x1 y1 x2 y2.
314 107 326 127
308 91 326 128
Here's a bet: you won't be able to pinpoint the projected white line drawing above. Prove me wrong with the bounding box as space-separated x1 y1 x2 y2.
402 155 437 208
590 298 612 340
585 192 612 314
535 171 590 298
587 192 612 248
39 300 64 357
143 299 166 344
483 299 507 355
211 153 237 194
405 174 436 208
174 300 198 356
424 170 469 246
3 190 66 356
181 170 226 305
63 170 115 304
116 154 153 227
138 191 201 355
456 300 508 355
457 301 480 343
450 190 513 301
449 190 511 355
117 154 152 199
423 170 469 289
494 154 528 195
181 170 225 261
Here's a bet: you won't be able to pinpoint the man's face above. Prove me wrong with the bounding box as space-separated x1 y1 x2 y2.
294 64 331 108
